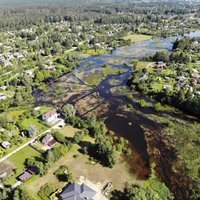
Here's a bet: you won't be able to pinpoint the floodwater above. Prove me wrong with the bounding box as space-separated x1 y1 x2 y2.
34 31 200 188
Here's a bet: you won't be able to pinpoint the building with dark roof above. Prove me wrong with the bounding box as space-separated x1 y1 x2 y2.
18 166 38 182
60 182 97 200
18 171 32 182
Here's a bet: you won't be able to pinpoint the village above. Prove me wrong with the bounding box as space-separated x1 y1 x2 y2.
133 61 200 97
0 107 114 200
0 1 200 199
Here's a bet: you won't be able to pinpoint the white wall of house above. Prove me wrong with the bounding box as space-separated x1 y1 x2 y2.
42 114 58 123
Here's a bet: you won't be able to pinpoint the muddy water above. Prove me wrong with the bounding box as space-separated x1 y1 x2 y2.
35 31 200 196
105 114 150 179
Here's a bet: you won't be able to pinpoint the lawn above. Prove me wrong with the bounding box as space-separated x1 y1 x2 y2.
135 61 152 70
8 146 40 172
21 117 48 132
56 125 95 144
123 34 152 43
151 82 164 92
22 125 137 196
57 125 80 138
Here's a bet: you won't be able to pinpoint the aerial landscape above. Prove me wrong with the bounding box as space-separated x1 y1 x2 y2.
0 0 199 199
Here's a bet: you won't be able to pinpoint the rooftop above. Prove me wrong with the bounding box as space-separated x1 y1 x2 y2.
42 109 57 119
60 182 97 200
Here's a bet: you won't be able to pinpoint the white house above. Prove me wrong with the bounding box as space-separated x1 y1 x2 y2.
1 141 11 149
42 109 58 123
0 93 6 100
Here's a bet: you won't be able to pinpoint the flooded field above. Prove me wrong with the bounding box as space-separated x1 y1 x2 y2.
34 31 200 197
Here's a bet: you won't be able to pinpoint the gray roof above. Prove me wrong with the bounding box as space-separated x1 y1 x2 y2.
60 183 97 200
18 171 32 181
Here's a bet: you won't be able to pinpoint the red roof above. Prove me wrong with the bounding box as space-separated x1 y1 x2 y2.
42 109 57 119
47 139 57 147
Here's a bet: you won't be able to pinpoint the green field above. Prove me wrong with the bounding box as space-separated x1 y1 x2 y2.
123 34 152 43
134 61 152 69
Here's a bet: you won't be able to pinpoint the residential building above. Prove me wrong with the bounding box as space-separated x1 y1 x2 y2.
42 109 58 123
18 171 32 182
1 141 11 149
41 134 57 147
0 93 6 100
60 182 97 200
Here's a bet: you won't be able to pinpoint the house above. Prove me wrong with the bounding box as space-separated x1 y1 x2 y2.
5 52 14 59
18 171 32 182
0 86 7 90
25 69 34 77
8 132 13 137
60 182 97 200
156 61 166 71
2 60 12 67
0 93 6 101
14 52 23 58
0 164 13 177
45 65 55 70
41 134 57 147
1 141 11 149
0 128 5 133
0 172 7 178
18 166 38 182
139 74 148 81
42 109 58 123
163 85 172 92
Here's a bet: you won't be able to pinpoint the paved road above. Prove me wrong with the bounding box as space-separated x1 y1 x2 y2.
0 119 65 163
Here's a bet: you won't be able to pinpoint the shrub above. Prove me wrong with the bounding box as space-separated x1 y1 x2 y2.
38 183 55 200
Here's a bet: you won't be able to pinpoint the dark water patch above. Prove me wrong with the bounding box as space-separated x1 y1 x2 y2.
105 114 150 179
